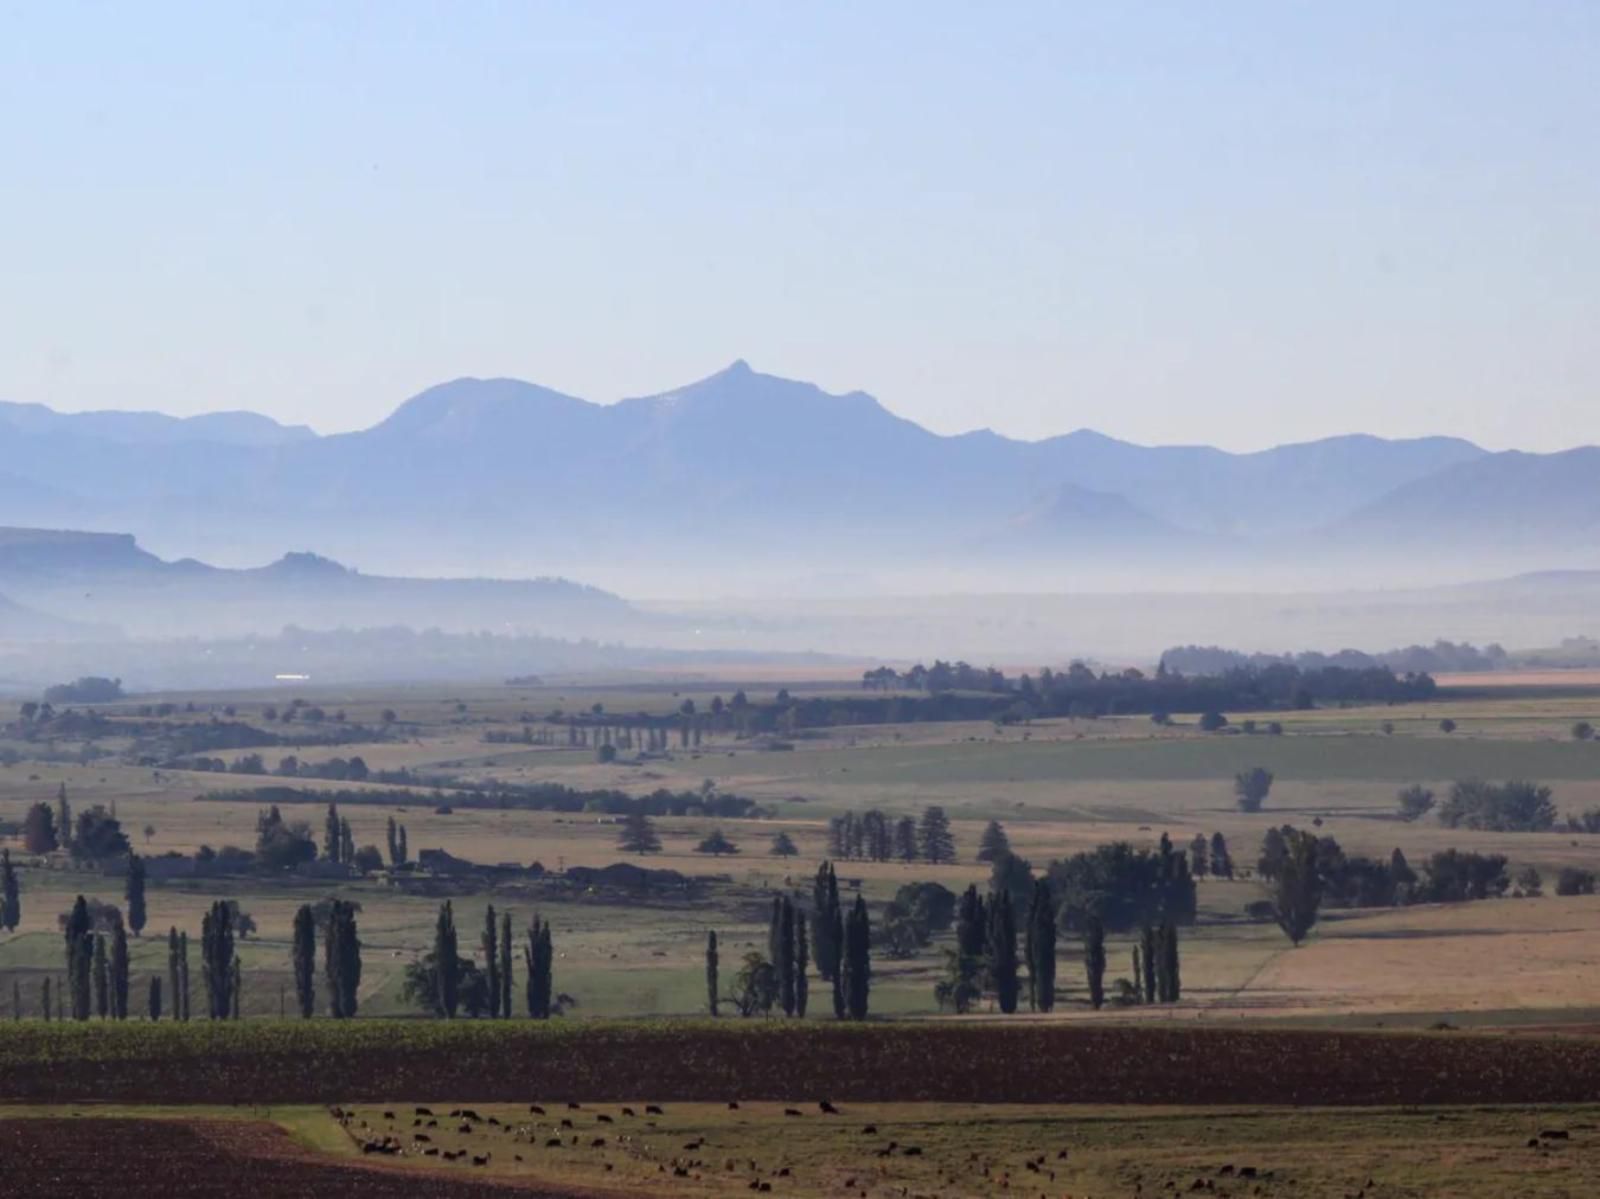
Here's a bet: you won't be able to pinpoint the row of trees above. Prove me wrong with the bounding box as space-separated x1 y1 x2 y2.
825 807 957 865
707 862 871 1020
401 901 559 1019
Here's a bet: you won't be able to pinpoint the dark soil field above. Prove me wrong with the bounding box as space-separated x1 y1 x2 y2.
0 1117 601 1197
6 1021 1600 1107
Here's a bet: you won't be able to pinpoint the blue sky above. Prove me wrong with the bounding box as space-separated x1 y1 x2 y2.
1 2 1594 449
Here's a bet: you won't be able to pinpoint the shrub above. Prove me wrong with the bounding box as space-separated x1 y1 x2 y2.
1556 867 1597 896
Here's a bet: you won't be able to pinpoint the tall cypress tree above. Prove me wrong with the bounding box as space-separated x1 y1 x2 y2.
794 911 809 1018
812 862 842 982
292 904 316 1018
499 910 513 1020
525 915 553 1019
386 816 399 866
56 784 72 856
1083 915 1106 1010
987 889 1019 1014
435 901 459 1017
0 849 20 933
705 930 719 1016
323 801 341 863
778 897 796 1016
323 899 360 1018
201 900 234 1019
338 818 354 867
178 931 190 1021
397 824 407 865
1028 878 1056 1013
124 854 146 936
167 927 180 1021
1161 921 1180 1003
482 904 501 1019
1139 924 1157 1004
110 923 130 1019
956 884 987 1004
148 976 161 1021
93 932 109 1019
230 956 242 1019
41 977 51 1021
64 895 92 1021
843 895 871 1019
829 903 846 1018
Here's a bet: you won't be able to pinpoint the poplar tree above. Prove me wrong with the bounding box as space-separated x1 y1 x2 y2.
179 930 190 1020
987 889 1019 1014
812 862 842 982
323 801 341 862
148 975 162 1021
338 818 354 867
1083 915 1106 1010
124 854 147 936
110 923 130 1019
1027 878 1056 1013
499 910 513 1019
64 895 92 1021
0 849 20 933
201 900 235 1019
705 930 719 1016
829 903 845 1018
1139 924 1157 1004
230 956 242 1019
525 914 553 1019
794 911 809 1018
435 901 459 1017
325 899 361 1018
482 904 501 1019
386 816 400 866
842 895 871 1019
56 784 72 855
93 933 109 1019
1210 831 1234 880
1161 920 1181 1002
41 977 51 1021
167 927 180 1021
292 904 316 1017
778 897 796 1016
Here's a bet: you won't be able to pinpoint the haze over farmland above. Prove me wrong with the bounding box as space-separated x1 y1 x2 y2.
4 3 1600 1196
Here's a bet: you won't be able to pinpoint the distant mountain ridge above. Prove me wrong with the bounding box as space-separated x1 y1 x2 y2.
0 362 1591 586
0 526 632 641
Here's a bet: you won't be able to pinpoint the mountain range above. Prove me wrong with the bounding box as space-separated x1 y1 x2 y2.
0 527 632 642
1 362 1594 592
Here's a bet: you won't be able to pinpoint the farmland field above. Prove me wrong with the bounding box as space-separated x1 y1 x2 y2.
5 675 1600 1194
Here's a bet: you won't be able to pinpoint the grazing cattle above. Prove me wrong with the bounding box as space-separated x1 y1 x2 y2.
597 1114 614 1124
471 1154 489 1167
590 1137 607 1148
414 1107 433 1117
1541 1130 1571 1140
545 1138 563 1148
487 1116 501 1126
422 1148 439 1157
382 1111 395 1121
413 1134 432 1144
903 1146 923 1157
621 1107 636 1117
529 1105 546 1115
860 1125 877 1135
567 1102 582 1111
727 1101 740 1110
819 1101 839 1114
561 1119 574 1129
457 1123 473 1135
783 1109 802 1118
646 1105 665 1115
460 1110 482 1122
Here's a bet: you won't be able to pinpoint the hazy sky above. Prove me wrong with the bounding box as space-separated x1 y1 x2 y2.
2 2 1595 450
